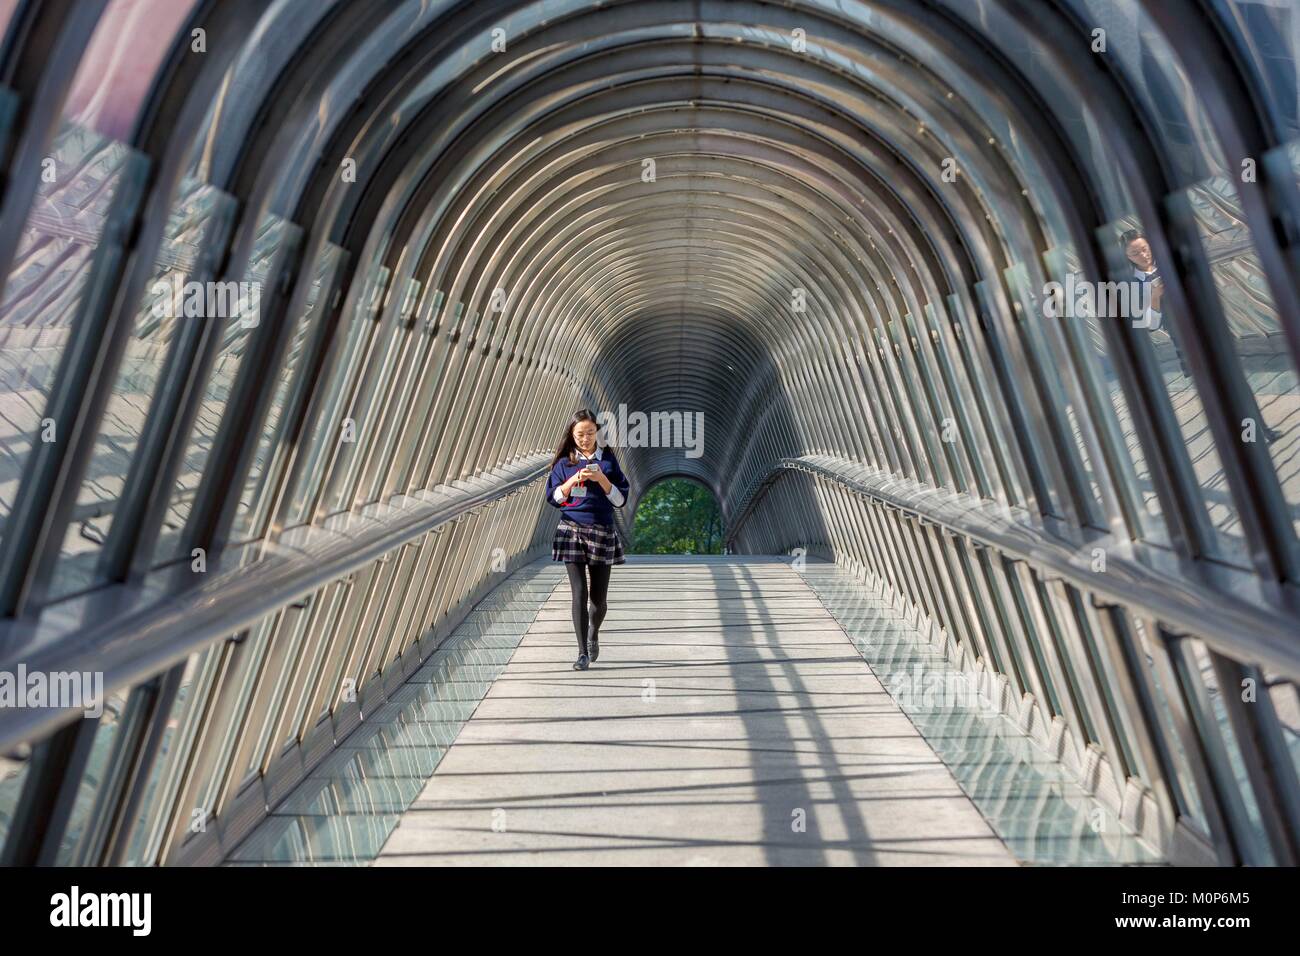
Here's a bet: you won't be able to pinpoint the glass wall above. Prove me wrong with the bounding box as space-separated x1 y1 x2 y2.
50 177 236 599
0 126 146 552
0 0 1295 870
151 212 301 566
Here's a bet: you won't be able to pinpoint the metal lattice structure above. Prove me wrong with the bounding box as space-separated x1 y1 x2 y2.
0 0 1297 866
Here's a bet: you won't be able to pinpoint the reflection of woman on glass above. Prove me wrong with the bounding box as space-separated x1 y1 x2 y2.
1121 229 1279 443
545 409 630 671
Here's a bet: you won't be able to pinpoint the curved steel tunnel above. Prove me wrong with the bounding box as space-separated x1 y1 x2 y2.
0 0 1297 867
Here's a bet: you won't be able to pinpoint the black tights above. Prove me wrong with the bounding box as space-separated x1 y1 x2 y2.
566 561 611 652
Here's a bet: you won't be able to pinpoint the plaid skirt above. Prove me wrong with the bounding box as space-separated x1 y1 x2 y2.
551 518 626 565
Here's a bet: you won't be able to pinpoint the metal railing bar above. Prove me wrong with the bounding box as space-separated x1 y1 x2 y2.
0 454 550 752
728 454 1300 680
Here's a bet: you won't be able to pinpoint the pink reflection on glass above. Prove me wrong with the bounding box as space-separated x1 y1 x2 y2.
0 0 20 42
62 0 199 142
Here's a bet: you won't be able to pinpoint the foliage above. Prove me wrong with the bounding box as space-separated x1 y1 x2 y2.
630 478 723 554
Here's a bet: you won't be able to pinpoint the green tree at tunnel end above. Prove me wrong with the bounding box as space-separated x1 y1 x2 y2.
630 478 723 555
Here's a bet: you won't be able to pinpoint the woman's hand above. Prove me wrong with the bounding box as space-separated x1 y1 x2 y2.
559 464 611 496
585 464 612 492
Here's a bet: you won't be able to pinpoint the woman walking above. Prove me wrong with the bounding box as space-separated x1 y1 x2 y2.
546 409 631 670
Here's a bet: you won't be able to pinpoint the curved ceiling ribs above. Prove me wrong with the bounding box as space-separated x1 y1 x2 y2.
3 0 1298 868
291 0 1080 527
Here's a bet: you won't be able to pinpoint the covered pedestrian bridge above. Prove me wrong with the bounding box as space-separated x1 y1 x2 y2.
0 0 1297 866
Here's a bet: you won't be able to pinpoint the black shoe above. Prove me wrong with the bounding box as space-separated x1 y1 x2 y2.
573 653 589 671
588 629 599 662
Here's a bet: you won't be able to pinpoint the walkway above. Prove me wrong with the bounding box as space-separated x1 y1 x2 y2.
374 556 1017 866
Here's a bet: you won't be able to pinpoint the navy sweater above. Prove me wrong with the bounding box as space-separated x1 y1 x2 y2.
545 447 630 526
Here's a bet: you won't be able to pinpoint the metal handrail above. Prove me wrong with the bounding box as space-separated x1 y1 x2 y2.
727 454 1300 681
0 453 552 752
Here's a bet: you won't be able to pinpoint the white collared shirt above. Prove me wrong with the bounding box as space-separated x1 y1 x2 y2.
1133 266 1162 327
553 445 625 506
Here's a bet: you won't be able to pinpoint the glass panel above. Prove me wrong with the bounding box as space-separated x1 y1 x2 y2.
358 280 432 503
880 309 945 488
921 303 995 499
905 310 974 492
1128 616 1208 832
244 593 318 776
1266 678 1300 783
315 564 381 722
1003 567 1064 717
279 266 384 527
124 647 221 865
946 293 1027 506
263 0 446 216
54 687 131 864
228 563 553 865
152 211 298 565
1032 576 1099 745
321 267 396 515
50 176 234 599
1043 244 1167 543
384 292 453 493
278 582 348 748
346 558 402 695
1211 0 1300 143
944 0 1136 221
1181 638 1275 863
0 0 19 42
0 123 144 553
186 0 340 193
1005 262 1104 526
1183 174 1300 551
229 242 345 542
0 742 30 852
62 0 200 141
870 314 935 487
1072 0 1229 183
195 616 279 817
1068 591 1144 779
975 281 1060 514
795 561 1159 864
1101 218 1247 565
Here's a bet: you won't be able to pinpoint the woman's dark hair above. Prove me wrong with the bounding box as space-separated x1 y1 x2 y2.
549 408 613 469
1119 228 1147 252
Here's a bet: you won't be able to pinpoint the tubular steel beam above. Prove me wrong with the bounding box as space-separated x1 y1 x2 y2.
730 455 1300 682
0 455 549 753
